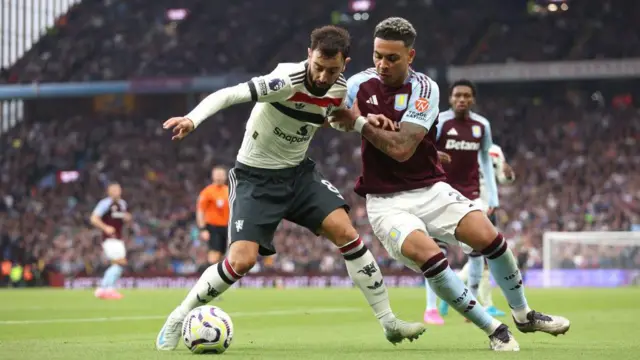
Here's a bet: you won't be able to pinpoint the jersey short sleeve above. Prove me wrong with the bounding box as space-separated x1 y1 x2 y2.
400 76 440 131
247 64 297 103
91 198 111 217
435 109 454 141
481 118 494 152
346 70 378 109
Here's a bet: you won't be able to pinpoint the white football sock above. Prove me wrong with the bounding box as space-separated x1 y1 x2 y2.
180 258 243 312
340 237 394 324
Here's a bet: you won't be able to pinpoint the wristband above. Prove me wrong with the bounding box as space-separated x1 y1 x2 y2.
354 116 367 133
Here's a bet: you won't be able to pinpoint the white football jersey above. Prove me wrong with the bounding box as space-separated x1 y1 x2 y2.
237 61 347 169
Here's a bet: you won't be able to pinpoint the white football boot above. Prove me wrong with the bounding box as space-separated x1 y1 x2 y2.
382 317 426 345
156 306 189 351
513 310 571 336
488 324 520 351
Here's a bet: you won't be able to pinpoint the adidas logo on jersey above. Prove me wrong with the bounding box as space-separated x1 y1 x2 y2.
366 95 378 105
445 139 480 151
447 128 458 136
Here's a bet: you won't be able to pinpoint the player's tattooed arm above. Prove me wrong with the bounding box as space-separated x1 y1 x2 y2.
361 119 426 162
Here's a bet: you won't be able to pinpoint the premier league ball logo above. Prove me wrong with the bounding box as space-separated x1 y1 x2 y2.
269 78 286 91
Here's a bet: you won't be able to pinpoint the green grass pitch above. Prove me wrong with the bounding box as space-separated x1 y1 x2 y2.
0 287 639 359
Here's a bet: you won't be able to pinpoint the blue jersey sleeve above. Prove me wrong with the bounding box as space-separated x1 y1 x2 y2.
91 198 111 217
478 119 499 207
436 110 454 142
346 70 378 109
400 76 440 131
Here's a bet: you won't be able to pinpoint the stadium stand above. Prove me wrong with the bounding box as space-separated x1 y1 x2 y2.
5 0 639 82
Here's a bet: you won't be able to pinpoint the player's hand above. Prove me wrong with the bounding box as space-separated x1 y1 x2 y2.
503 163 515 180
437 151 452 164
163 117 195 140
124 212 132 222
366 114 398 131
329 109 358 131
104 226 116 236
200 230 210 242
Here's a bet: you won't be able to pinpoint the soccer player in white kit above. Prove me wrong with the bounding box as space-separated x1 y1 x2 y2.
155 25 424 351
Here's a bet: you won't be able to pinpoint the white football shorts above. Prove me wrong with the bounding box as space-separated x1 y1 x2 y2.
102 238 127 260
472 197 489 213
366 181 482 272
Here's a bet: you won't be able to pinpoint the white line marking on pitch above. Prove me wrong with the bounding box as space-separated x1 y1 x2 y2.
0 307 359 325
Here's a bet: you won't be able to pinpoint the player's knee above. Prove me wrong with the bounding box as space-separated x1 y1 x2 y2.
400 230 442 266
227 255 256 275
455 210 498 252
227 241 259 274
319 208 358 247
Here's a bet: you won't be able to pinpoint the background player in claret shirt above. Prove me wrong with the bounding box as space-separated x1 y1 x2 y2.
89 182 131 300
332 17 570 351
156 25 424 351
197 166 230 265
423 80 505 325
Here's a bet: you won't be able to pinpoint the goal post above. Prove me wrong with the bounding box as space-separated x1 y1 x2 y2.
542 231 640 288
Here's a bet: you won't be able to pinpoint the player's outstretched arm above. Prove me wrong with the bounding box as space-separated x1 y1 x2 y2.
164 65 296 140
162 83 253 140
186 83 254 127
361 119 426 162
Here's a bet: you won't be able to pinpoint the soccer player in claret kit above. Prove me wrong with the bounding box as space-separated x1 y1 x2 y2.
156 25 425 351
331 17 570 351
90 182 131 300
423 80 506 324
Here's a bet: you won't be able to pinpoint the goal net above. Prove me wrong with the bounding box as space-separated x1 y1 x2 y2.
541 231 640 288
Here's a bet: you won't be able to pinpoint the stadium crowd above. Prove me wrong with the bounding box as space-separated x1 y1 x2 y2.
3 0 638 83
1 0 639 285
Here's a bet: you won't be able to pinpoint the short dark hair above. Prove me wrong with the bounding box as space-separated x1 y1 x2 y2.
374 17 417 48
310 25 351 59
449 79 477 97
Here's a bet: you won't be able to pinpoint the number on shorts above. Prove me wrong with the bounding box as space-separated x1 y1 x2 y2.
321 179 344 199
